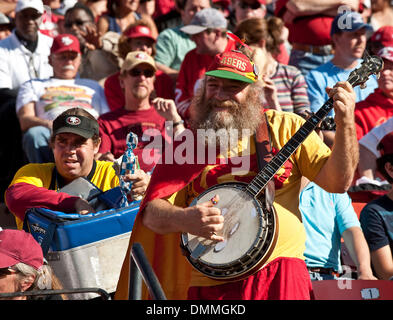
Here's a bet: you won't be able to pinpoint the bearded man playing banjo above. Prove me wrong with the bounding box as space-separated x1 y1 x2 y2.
114 48 369 300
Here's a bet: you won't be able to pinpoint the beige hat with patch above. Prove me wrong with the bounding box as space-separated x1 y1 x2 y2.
120 51 156 73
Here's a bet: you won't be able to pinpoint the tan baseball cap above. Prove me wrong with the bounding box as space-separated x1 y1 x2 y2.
120 51 157 73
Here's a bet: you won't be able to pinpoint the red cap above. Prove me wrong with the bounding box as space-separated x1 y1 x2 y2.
205 50 258 83
370 26 393 47
51 34 81 55
0 229 44 270
124 25 156 42
377 132 393 156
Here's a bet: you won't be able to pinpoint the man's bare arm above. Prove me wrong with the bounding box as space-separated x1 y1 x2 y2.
357 144 378 180
286 0 359 17
18 103 52 132
370 245 393 280
156 62 179 83
313 82 359 193
342 227 376 280
142 198 224 241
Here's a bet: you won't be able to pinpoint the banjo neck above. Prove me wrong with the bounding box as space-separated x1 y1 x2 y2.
245 54 384 199
246 99 333 198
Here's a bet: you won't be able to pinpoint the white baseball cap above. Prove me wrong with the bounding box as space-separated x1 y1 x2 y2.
15 0 44 14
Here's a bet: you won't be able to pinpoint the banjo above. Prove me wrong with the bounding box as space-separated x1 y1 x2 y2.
180 54 384 281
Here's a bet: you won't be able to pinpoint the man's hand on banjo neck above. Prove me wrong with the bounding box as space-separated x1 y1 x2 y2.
314 81 358 193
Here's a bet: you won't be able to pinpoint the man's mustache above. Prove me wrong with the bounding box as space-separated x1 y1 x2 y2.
62 65 75 71
206 98 240 111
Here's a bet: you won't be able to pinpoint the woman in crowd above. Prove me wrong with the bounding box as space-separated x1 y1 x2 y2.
235 17 310 116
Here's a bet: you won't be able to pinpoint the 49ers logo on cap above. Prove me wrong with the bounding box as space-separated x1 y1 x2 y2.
66 116 81 125
205 50 258 83
219 56 248 72
135 52 148 60
61 36 73 46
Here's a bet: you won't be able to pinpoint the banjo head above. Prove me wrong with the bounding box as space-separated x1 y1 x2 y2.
181 183 277 281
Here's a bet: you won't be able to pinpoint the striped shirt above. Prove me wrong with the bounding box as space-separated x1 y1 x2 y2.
270 63 310 115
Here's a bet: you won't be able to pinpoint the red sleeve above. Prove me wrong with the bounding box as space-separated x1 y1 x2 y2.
137 139 207 213
175 52 193 117
274 43 290 65
155 70 175 100
98 117 113 154
5 182 80 221
175 49 213 119
355 109 368 140
275 0 289 17
104 73 125 111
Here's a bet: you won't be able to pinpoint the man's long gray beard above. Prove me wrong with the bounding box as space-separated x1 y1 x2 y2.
190 84 264 148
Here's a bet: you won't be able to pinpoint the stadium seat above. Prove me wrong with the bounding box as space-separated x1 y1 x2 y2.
312 280 393 300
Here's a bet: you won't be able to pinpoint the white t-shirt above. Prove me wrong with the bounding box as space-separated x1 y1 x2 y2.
16 77 110 120
0 31 53 89
359 116 393 157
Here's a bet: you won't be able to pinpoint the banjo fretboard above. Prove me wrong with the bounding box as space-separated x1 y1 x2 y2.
245 54 383 198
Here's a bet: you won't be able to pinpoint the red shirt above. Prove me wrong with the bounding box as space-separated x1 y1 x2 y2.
98 107 166 172
355 89 393 140
275 43 290 65
153 0 175 18
275 0 333 46
104 70 175 111
175 38 236 118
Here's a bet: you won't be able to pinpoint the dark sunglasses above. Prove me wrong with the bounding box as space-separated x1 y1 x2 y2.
239 1 262 9
128 68 155 78
0 267 17 276
18 11 42 21
64 19 92 28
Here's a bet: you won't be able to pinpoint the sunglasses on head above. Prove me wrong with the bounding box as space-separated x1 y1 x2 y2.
0 267 17 276
128 68 155 78
239 1 262 9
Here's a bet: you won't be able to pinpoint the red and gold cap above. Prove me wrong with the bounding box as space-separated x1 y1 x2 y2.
205 50 258 83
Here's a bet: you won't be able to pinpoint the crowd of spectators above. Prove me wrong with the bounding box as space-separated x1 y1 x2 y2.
2 0 393 299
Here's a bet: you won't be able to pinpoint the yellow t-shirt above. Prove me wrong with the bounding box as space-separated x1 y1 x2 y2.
168 110 331 287
8 160 119 229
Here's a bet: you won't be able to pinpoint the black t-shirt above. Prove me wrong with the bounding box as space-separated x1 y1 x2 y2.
360 195 393 252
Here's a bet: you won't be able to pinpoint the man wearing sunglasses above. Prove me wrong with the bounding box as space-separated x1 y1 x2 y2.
97 51 184 175
63 3 119 82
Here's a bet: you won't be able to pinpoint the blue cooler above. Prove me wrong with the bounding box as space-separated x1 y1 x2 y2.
25 200 140 300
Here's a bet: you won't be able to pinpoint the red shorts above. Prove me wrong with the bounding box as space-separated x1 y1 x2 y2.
187 257 312 300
